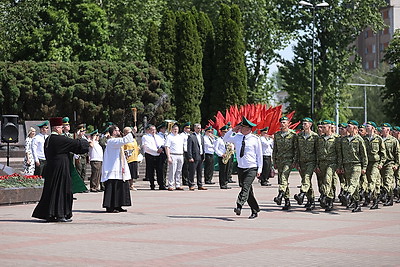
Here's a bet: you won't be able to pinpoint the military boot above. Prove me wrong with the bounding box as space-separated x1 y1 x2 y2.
352 201 361 212
383 195 394 206
319 194 327 209
370 198 379 209
294 191 306 205
274 191 284 205
325 198 333 212
363 191 371 206
282 198 291 210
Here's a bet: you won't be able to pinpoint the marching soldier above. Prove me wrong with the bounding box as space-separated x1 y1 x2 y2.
273 116 297 210
380 123 400 206
337 122 349 203
293 118 318 211
363 121 386 209
337 120 368 212
392 126 400 202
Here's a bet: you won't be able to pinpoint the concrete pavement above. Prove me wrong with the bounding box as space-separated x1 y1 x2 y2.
1 172 400 266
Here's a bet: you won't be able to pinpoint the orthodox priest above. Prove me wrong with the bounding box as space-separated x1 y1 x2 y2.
101 125 134 213
32 117 89 222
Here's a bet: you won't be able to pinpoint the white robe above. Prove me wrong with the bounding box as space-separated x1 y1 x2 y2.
101 134 134 182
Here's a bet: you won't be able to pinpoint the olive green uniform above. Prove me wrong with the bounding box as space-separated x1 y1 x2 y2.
273 130 296 199
381 136 400 199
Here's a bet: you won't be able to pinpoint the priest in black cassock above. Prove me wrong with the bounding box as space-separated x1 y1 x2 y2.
32 117 89 222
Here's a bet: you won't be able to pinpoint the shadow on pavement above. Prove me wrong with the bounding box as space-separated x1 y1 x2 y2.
168 215 235 221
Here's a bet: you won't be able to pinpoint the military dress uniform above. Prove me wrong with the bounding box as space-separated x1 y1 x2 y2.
214 125 231 189
74 124 89 181
273 117 297 210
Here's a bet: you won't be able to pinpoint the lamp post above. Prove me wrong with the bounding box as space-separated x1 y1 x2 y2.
299 1 329 119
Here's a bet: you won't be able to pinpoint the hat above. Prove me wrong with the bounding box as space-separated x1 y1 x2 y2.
239 116 257 127
279 116 289 122
347 120 359 126
366 121 377 128
381 122 392 129
220 125 228 131
226 122 231 127
393 126 400 131
89 129 99 136
260 126 269 132
37 121 49 128
62 117 70 125
183 122 191 128
302 117 313 123
377 127 382 132
157 122 167 129
321 120 332 125
77 123 86 131
49 117 63 127
338 122 348 128
358 124 366 129
205 126 213 132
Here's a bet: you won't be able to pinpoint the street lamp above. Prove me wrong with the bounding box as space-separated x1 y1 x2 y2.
299 1 329 119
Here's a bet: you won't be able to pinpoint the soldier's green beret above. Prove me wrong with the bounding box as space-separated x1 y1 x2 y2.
205 126 213 132
377 127 382 132
220 125 228 131
62 117 70 125
347 120 359 126
302 117 313 123
89 129 99 136
105 122 114 126
321 120 332 125
226 122 231 127
239 116 257 127
381 122 392 129
393 126 400 131
279 116 289 122
366 121 377 128
183 122 191 128
260 126 269 132
358 124 366 129
37 121 49 128
338 122 348 128
317 121 323 126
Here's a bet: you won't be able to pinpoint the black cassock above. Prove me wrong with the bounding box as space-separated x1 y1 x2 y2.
32 134 89 221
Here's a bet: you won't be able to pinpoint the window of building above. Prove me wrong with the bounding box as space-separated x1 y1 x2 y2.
365 47 369 54
373 60 377 69
372 44 376 53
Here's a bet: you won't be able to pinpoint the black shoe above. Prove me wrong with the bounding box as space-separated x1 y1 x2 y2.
306 200 315 211
248 212 258 219
90 189 98 193
282 198 291 210
159 187 167 190
320 195 327 209
234 207 241 216
116 207 127 212
58 217 72 222
205 181 215 184
352 201 361 212
383 196 394 206
274 191 284 205
370 199 379 209
294 192 305 205
228 180 236 183
220 186 231 189
106 208 119 213
143 178 149 181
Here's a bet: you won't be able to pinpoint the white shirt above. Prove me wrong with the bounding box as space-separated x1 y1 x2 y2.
223 129 263 173
89 141 103 162
214 137 226 157
165 133 185 154
32 133 48 162
101 133 134 182
142 133 164 156
180 131 190 152
195 132 203 154
260 136 274 156
204 135 215 154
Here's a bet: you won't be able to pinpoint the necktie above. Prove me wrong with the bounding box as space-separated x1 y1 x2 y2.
240 135 245 158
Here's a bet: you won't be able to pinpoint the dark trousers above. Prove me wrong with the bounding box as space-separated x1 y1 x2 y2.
34 159 46 176
204 153 214 183
260 156 272 184
227 155 233 181
189 159 203 188
90 161 102 190
182 152 189 185
237 167 259 213
128 161 138 187
145 153 165 189
218 157 228 187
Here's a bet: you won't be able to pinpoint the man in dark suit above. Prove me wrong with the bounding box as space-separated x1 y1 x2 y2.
187 123 207 190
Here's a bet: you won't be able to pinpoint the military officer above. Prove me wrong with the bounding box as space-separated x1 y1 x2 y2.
259 127 274 187
273 116 297 210
337 120 368 212
62 117 73 138
74 124 89 181
363 121 386 209
203 126 216 185
380 123 400 206
293 117 318 211
214 125 232 189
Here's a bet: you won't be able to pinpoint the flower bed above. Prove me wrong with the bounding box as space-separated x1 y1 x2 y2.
0 174 44 205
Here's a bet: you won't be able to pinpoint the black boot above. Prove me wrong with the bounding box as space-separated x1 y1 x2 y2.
363 191 371 206
319 194 327 209
370 198 379 209
383 195 394 206
352 201 361 212
274 191 284 205
294 191 306 205
234 204 242 216
380 190 387 204
339 191 347 206
282 198 291 210
325 198 333 212
343 192 352 207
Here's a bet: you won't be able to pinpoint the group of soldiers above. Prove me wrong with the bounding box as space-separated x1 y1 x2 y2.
273 116 400 213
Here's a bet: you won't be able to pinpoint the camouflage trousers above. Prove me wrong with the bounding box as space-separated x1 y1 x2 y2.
276 161 293 198
381 163 396 197
366 161 381 199
343 163 361 201
298 161 316 200
319 161 337 199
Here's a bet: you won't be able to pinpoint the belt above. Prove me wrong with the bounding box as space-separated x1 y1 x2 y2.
263 155 272 158
171 153 183 155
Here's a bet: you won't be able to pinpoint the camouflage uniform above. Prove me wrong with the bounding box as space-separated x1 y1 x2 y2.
381 135 400 205
363 133 386 207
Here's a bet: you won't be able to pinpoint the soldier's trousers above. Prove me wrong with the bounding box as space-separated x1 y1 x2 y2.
276 161 292 198
360 173 368 193
236 167 259 213
319 161 336 199
343 163 361 201
381 163 395 196
366 161 381 199
76 159 87 181
299 161 315 200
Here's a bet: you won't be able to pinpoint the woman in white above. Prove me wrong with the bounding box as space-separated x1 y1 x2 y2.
24 127 36 175
101 125 134 213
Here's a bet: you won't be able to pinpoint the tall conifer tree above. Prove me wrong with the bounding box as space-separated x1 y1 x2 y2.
145 21 161 68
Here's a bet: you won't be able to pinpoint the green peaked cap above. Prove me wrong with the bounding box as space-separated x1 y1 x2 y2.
240 116 256 127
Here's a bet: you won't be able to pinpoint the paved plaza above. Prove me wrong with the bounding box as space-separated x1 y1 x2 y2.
1 171 400 266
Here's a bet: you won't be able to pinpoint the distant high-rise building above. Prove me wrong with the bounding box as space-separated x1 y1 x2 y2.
355 0 400 70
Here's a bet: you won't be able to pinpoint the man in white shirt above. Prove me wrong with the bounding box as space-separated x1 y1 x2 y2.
204 126 216 185
165 123 185 190
88 130 103 192
224 117 263 219
32 121 49 176
214 125 232 189
142 124 167 190
180 122 191 185
259 127 274 186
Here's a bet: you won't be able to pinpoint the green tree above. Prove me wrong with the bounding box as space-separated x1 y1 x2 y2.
174 11 204 123
145 21 161 68
280 0 386 122
211 4 247 118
